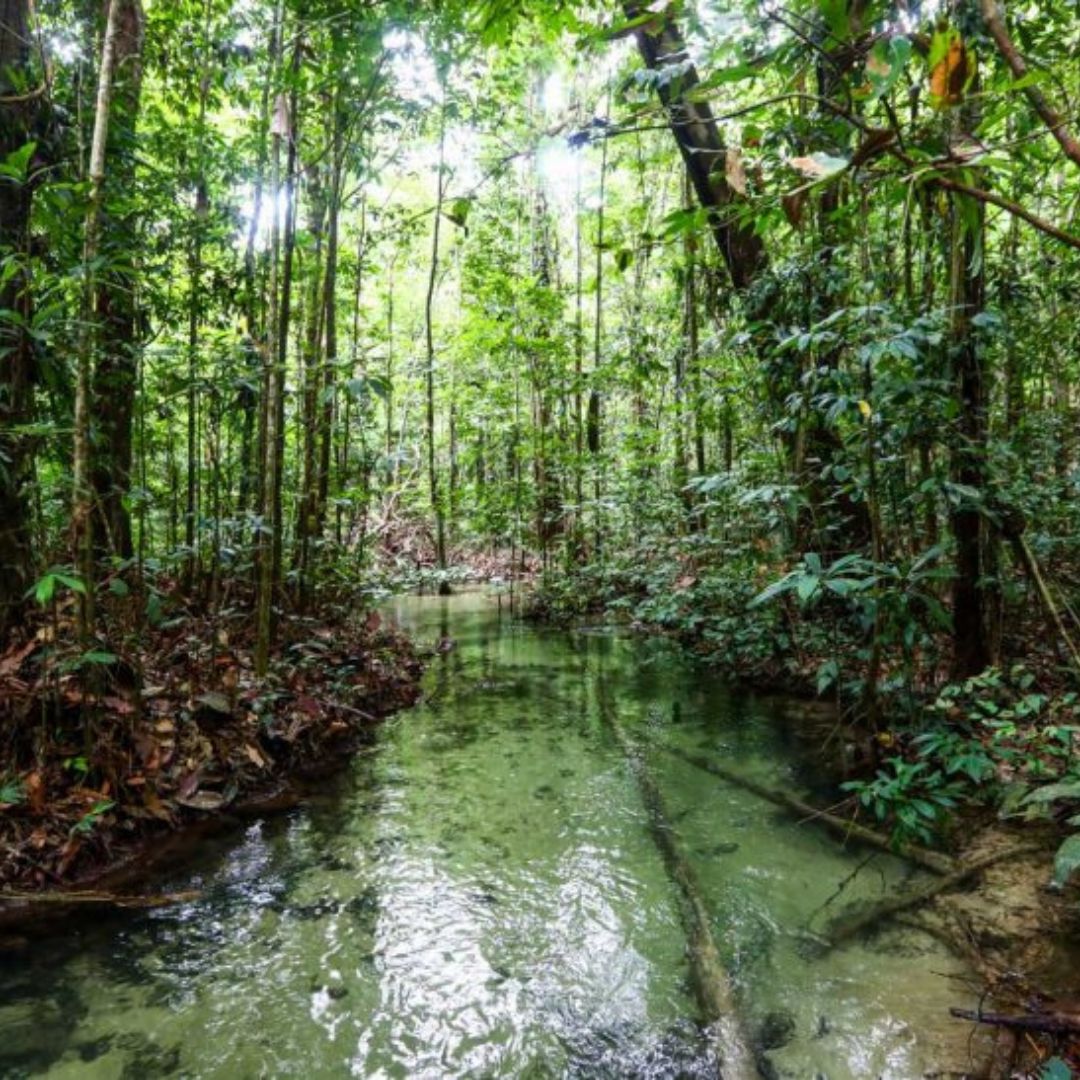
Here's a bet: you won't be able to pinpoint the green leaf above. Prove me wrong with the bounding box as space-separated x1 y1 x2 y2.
33 574 56 605
1039 1058 1072 1080
816 658 839 694
56 573 86 594
866 36 911 102
1022 781 1080 805
445 197 472 228
748 571 799 608
0 778 25 805
1052 834 1080 888
817 0 849 41
0 141 36 182
796 574 819 605
81 650 118 666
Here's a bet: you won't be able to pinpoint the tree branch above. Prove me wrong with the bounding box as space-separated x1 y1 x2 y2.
930 175 1080 251
980 0 1080 170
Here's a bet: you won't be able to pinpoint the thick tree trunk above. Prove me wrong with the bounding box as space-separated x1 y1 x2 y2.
0 0 39 637
91 0 144 561
622 2 766 295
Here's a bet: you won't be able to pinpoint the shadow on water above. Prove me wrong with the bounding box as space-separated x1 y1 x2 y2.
0 590 978 1079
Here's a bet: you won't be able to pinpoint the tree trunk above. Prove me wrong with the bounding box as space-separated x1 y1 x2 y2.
254 12 287 675
0 0 40 637
183 3 212 592
90 0 144 561
73 0 123 641
296 161 327 602
425 100 450 592
315 98 343 542
949 191 993 677
621 2 766 295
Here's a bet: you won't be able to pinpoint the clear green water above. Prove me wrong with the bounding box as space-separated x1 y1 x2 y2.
0 592 976 1079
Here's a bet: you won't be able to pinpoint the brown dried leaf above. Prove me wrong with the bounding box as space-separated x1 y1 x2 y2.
0 640 36 678
25 771 45 814
930 36 971 107
782 190 807 228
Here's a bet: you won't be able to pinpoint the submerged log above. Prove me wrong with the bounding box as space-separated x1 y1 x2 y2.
599 696 755 1080
949 1006 1080 1036
664 746 958 876
0 888 200 908
822 845 1041 950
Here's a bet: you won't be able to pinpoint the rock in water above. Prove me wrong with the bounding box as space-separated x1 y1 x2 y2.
757 1010 797 1051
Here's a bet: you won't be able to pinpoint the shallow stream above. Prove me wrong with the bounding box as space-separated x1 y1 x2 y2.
0 592 978 1078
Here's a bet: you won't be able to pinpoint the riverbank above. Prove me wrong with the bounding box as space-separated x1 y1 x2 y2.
521 582 1080 1074
0 590 1010 1077
0 597 423 905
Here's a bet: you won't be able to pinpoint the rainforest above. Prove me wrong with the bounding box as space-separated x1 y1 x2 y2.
1 0 1079 1076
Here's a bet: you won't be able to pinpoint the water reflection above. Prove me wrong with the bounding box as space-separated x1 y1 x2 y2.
0 590 975 1078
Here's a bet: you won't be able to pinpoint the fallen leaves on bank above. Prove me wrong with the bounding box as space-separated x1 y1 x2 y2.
0 601 422 892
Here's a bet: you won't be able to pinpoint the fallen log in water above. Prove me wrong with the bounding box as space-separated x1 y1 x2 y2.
821 845 1042 950
949 1006 1080 1036
599 696 755 1080
0 888 200 908
664 746 958 876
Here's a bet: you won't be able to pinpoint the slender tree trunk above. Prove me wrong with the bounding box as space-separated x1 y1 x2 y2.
271 42 301 602
425 100 450 592
73 0 123 641
183 1 212 592
296 162 327 603
587 86 609 556
949 193 993 676
254 38 287 676
572 147 585 558
675 174 694 516
316 97 343 541
0 0 40 637
240 0 278 517
339 202 366 546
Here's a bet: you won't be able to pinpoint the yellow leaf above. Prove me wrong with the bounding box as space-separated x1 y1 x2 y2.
858 400 872 419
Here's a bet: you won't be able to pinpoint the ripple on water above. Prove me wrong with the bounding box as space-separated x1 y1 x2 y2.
0 591 979 1079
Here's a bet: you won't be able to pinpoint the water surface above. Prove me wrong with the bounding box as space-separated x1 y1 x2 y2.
0 592 976 1078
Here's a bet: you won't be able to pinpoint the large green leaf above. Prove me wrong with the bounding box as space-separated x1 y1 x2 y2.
1022 781 1080 806
866 36 911 102
1052 833 1080 888
817 0 849 41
